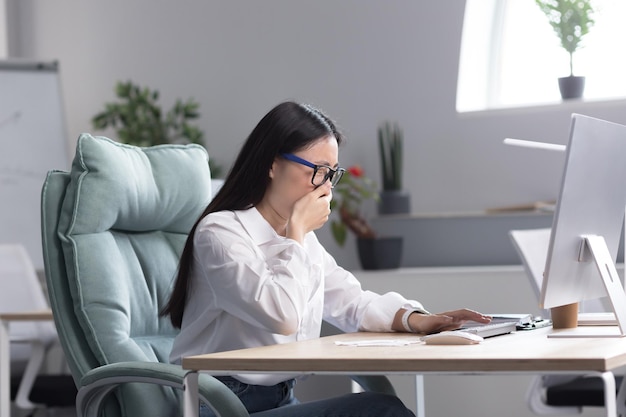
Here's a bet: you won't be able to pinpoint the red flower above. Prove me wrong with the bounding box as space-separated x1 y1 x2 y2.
330 164 378 246
348 165 364 177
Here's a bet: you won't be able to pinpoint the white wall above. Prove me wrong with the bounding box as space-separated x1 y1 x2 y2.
0 0 7 57
8 0 626 263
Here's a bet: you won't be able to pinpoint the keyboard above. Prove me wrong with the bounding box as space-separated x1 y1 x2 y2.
457 321 517 338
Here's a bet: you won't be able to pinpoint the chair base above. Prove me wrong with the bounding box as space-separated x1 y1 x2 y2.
11 375 77 408
546 376 624 407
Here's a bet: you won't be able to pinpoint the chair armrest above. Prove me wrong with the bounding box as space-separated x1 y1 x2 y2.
77 362 249 417
350 375 396 396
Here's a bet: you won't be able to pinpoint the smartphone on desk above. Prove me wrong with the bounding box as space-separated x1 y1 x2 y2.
516 318 552 330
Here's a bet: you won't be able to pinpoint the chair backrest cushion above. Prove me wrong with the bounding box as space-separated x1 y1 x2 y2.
57 133 211 367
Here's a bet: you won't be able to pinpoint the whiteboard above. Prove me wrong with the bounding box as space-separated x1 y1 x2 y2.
0 60 69 270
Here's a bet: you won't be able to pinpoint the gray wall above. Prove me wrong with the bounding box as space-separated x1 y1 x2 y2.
9 3 624 414
8 0 626 268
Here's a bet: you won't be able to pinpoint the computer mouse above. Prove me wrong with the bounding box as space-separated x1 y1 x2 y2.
422 331 484 345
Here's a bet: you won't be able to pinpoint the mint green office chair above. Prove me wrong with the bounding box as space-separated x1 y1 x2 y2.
41 134 394 417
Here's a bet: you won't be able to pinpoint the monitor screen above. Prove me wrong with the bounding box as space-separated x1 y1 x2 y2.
540 114 626 336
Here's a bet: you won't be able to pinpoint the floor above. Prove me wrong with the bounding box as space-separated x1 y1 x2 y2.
11 405 76 417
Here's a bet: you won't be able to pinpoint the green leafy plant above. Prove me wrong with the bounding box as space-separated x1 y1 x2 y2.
92 80 222 177
92 80 203 147
535 0 595 76
330 165 379 246
378 121 403 191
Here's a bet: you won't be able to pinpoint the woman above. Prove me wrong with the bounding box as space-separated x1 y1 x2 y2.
162 101 490 417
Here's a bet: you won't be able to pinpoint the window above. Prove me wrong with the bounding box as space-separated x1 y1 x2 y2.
457 0 626 112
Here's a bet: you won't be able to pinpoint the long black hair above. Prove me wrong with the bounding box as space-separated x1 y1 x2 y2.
161 101 344 328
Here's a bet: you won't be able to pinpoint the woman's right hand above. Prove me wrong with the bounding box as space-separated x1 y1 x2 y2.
408 309 492 334
287 185 333 243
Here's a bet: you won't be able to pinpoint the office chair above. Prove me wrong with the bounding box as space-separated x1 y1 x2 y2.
509 228 624 414
40 134 395 417
0 243 76 414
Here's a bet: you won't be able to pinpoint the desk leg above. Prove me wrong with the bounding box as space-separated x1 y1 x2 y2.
616 375 626 417
600 371 617 417
184 372 199 417
1 320 10 417
415 374 425 417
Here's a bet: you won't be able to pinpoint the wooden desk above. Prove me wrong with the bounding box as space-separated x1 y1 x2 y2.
0 310 54 417
182 329 626 417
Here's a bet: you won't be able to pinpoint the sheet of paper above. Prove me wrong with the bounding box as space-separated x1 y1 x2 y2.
334 339 421 347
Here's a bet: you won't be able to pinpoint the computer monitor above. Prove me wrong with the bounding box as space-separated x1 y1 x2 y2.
540 114 626 338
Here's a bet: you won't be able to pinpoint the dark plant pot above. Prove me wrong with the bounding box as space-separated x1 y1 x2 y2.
357 237 403 270
378 190 411 215
558 76 585 100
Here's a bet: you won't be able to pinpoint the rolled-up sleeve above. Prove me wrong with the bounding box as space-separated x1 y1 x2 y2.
321 249 425 333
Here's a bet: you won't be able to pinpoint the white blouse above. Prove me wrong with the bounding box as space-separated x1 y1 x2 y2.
169 207 423 385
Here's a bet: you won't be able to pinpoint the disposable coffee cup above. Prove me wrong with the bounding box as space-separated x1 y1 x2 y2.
550 303 578 329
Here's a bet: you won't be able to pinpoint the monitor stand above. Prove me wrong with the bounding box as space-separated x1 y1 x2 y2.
549 235 626 338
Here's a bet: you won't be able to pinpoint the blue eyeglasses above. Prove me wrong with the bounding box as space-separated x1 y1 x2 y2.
281 153 345 187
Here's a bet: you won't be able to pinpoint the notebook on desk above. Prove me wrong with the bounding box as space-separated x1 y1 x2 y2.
577 312 616 325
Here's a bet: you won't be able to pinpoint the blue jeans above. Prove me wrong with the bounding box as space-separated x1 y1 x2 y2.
199 376 415 417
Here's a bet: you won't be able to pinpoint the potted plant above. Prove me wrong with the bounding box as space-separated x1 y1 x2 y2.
92 80 223 178
535 0 595 100
330 166 402 270
378 121 410 215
